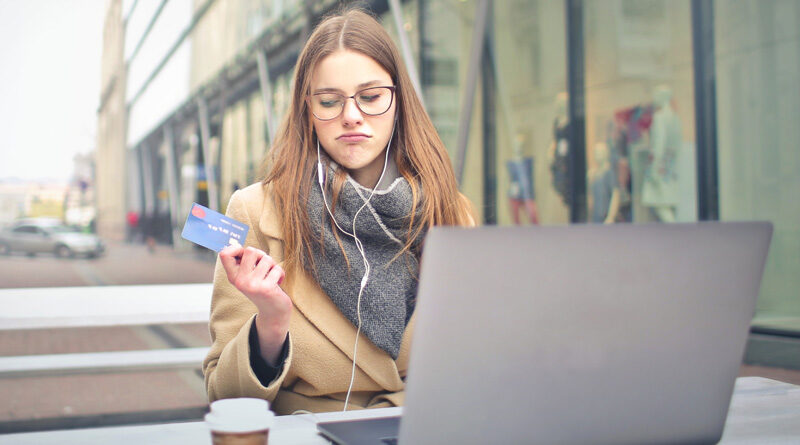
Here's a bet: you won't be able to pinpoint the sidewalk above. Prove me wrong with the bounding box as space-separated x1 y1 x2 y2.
80 240 216 286
0 323 212 432
0 240 216 289
0 241 216 432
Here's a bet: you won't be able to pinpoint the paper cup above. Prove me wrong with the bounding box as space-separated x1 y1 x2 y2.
205 398 275 445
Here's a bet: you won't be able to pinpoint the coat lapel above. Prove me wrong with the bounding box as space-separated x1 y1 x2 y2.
256 184 284 242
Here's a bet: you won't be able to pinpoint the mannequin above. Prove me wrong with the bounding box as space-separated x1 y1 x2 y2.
492 50 538 225
548 92 570 206
588 142 620 224
506 134 539 225
642 85 681 222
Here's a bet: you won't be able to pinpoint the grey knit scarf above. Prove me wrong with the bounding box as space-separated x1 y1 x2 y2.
305 165 425 359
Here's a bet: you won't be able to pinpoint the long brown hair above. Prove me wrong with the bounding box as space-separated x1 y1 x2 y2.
262 8 473 273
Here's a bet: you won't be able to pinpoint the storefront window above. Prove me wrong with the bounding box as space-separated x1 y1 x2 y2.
419 0 485 218
493 0 569 225
584 0 697 224
715 0 800 332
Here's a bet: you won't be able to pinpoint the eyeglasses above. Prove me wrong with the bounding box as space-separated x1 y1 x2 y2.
308 86 396 121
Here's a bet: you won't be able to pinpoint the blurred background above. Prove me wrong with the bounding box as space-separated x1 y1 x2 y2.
0 0 798 434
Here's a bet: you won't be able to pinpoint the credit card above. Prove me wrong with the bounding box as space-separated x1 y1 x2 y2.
181 202 249 252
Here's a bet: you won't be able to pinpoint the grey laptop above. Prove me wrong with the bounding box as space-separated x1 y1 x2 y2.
321 222 773 445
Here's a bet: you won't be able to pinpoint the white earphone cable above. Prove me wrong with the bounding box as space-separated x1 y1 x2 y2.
316 125 395 411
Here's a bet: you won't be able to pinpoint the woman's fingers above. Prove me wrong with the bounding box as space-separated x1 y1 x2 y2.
220 246 291 327
264 263 285 287
253 252 275 279
251 256 282 297
239 246 263 272
220 246 285 302
219 245 244 281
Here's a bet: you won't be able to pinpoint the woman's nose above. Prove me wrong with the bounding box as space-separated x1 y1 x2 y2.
341 98 363 125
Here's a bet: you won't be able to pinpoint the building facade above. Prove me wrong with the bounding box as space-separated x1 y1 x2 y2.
98 0 799 361
96 0 128 240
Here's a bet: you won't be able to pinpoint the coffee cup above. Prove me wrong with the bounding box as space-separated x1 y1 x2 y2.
205 398 275 445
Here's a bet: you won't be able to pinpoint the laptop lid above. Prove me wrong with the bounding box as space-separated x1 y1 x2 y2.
399 222 772 445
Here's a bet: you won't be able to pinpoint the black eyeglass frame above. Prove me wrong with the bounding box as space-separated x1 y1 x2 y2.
307 86 397 121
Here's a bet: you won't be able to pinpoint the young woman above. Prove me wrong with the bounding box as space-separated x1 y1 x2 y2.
203 8 473 414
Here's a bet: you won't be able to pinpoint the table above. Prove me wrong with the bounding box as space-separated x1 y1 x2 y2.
0 405 400 445
1 377 798 444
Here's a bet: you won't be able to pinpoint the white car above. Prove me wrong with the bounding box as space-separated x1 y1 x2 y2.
0 219 105 258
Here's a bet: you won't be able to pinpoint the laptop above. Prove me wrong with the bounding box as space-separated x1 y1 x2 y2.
317 416 400 445
318 222 773 445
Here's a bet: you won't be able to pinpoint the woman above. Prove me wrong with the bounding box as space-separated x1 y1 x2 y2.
203 8 473 414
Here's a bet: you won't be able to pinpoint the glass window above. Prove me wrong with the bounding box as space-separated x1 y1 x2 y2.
12 225 37 234
419 0 486 219
584 0 697 224
715 0 800 332
493 0 568 225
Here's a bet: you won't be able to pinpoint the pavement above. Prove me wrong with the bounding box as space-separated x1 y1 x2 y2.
0 240 216 433
0 239 216 288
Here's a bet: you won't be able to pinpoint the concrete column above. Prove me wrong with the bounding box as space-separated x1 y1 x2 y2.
197 97 219 211
454 0 490 185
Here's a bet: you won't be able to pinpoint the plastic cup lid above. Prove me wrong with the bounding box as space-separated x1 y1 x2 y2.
204 398 275 433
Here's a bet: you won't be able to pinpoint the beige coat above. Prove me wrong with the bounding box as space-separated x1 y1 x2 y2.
203 182 413 414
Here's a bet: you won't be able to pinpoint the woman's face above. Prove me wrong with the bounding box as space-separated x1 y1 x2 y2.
309 50 397 188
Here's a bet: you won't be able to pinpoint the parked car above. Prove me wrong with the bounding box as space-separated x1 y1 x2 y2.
0 218 105 258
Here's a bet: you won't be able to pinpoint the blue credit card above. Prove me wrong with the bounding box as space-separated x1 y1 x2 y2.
181 203 249 252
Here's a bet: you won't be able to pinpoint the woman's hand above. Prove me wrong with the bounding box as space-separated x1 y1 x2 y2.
219 245 292 365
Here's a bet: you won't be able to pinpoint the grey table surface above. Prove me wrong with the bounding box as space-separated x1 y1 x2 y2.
0 377 797 444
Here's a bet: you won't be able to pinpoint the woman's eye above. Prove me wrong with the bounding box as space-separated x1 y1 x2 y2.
319 99 341 108
359 94 380 103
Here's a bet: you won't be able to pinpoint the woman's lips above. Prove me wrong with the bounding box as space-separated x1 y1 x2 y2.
337 133 370 143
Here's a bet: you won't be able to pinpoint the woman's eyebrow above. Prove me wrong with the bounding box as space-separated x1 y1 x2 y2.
356 80 383 89
313 87 344 94
312 80 386 94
